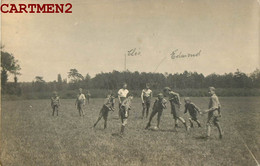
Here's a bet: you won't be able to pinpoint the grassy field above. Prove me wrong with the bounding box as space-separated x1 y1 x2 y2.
1 97 259 166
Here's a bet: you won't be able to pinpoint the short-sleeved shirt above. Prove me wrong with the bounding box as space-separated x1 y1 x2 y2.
208 94 221 111
141 89 152 102
51 96 60 106
104 96 115 108
77 93 86 104
118 89 129 98
168 91 181 105
184 103 200 116
153 98 167 111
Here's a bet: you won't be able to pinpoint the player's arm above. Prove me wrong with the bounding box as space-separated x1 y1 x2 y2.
141 90 144 103
193 103 201 113
162 99 167 109
118 90 122 103
184 104 188 114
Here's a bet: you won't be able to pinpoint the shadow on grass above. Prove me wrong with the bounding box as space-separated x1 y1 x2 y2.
194 136 211 140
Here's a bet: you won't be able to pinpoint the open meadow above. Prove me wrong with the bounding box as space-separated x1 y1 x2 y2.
1 97 259 166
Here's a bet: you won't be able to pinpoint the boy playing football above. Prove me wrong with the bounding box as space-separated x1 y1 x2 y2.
145 93 167 130
93 92 115 129
163 87 189 131
184 97 202 128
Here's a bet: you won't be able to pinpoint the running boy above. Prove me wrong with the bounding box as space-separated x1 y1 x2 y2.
75 88 86 116
118 83 129 117
202 87 223 139
93 92 115 129
145 93 167 130
141 83 153 119
119 93 133 135
184 97 202 128
51 91 60 116
163 87 189 131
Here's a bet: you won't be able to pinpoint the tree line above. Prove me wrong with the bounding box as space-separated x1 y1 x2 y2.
1 50 260 98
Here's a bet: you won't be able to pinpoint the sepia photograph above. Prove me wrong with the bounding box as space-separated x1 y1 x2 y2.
1 0 259 165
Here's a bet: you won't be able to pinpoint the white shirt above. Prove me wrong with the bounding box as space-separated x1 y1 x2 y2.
141 89 152 98
118 89 129 98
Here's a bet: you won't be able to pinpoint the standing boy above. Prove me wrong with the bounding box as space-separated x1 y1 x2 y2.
118 83 129 117
163 87 189 131
51 91 60 116
202 87 223 139
119 93 133 135
145 93 167 130
141 83 153 119
75 88 86 116
184 97 202 128
93 93 115 129
86 90 91 104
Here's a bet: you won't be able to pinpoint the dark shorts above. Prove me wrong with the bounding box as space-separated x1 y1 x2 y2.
189 111 198 121
170 102 180 120
207 110 220 125
77 103 83 110
100 105 110 118
142 101 151 109
52 105 59 110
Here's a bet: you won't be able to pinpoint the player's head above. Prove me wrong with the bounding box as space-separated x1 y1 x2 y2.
163 87 171 95
53 91 58 96
145 83 150 89
123 83 127 89
208 87 216 95
157 93 164 100
79 88 83 93
127 93 134 99
184 97 191 103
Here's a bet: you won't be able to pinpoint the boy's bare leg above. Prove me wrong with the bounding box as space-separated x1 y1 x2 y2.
104 116 108 129
157 111 162 128
215 122 223 139
189 118 194 128
206 123 211 137
142 104 145 119
195 120 201 127
94 114 103 127
178 117 188 131
52 108 55 116
146 105 150 118
145 110 157 129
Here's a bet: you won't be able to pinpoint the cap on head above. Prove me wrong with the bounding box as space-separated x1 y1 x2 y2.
163 87 171 92
209 87 216 92
158 93 164 98
184 97 191 102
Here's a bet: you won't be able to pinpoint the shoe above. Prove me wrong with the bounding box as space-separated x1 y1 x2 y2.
145 123 151 130
198 124 201 128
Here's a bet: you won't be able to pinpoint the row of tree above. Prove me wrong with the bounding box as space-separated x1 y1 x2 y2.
1 49 260 96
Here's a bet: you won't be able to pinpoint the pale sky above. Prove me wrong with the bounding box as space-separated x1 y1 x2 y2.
1 0 259 82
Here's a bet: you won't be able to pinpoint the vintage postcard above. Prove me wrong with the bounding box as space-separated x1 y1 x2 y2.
1 0 259 165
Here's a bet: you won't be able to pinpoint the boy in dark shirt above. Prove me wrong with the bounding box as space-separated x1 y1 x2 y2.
145 93 167 130
184 97 201 128
93 93 115 129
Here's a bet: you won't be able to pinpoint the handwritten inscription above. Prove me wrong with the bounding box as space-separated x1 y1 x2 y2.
171 49 201 59
128 48 141 56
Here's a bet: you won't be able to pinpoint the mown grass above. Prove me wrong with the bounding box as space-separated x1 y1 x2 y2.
1 97 259 166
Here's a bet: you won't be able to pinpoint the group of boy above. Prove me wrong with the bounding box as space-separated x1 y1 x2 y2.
51 84 223 139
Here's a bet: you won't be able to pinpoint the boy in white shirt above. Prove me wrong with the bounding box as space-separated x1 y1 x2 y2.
141 83 153 118
75 88 86 116
117 83 129 117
